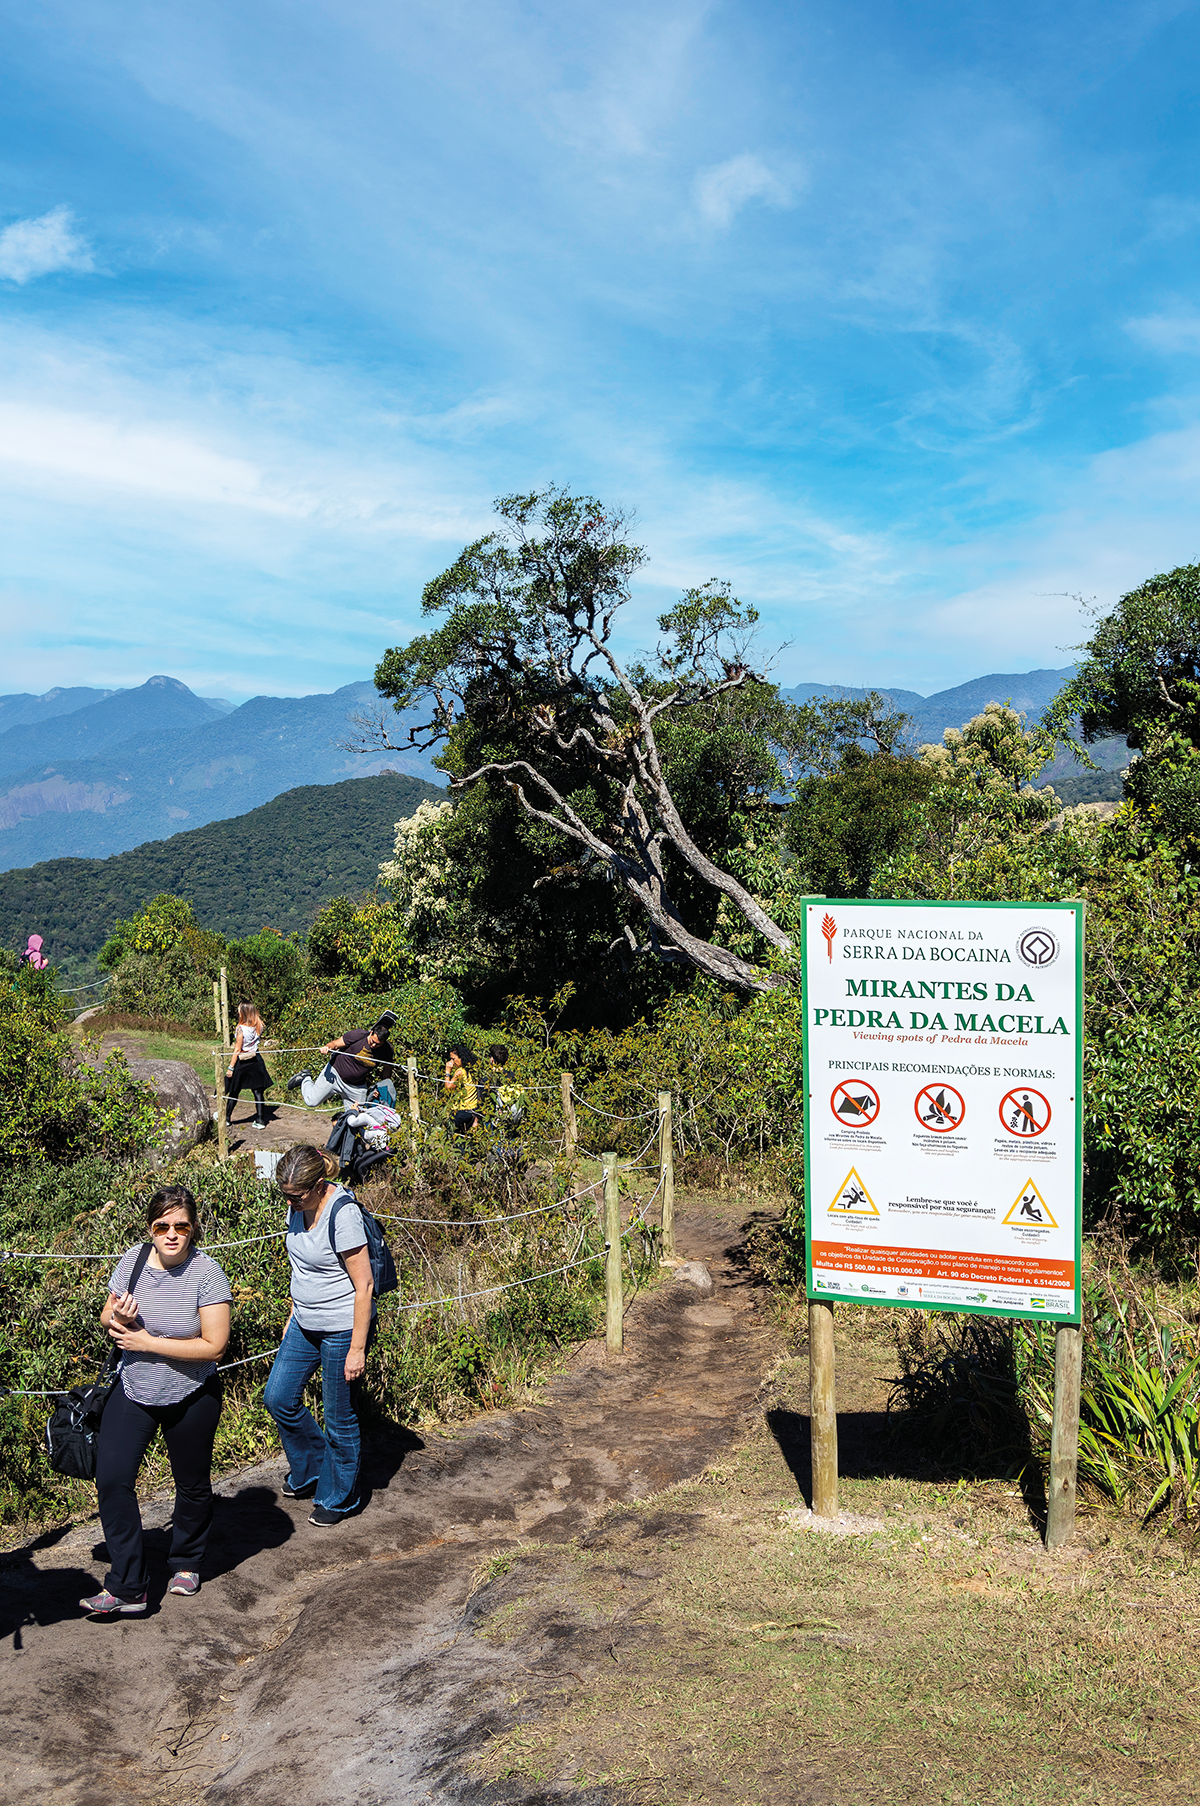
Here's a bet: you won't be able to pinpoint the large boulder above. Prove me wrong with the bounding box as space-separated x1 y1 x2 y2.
125 1058 213 1162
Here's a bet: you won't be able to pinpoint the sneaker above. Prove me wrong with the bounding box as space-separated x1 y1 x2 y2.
286 1071 311 1093
79 1587 147 1616
282 1477 318 1500
309 1505 345 1526
167 1571 200 1596
250 1119 267 1130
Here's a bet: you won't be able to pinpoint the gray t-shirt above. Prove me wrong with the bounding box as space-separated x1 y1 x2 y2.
286 1190 370 1331
108 1245 233 1407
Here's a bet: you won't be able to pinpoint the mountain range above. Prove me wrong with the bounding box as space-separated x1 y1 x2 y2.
0 663 1124 873
0 677 440 871
0 771 444 976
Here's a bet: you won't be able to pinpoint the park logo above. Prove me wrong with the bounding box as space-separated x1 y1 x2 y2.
1017 925 1059 968
821 912 837 961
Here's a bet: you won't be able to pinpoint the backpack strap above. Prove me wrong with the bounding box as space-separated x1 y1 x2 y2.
103 1241 154 1380
325 1189 360 1267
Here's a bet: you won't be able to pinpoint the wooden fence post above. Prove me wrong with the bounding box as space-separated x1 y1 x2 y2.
407 1054 421 1149
561 1071 577 1162
603 1152 623 1353
808 1299 838 1518
212 980 221 1039
1046 1322 1083 1550
213 1050 228 1162
219 967 230 1048
657 1091 675 1257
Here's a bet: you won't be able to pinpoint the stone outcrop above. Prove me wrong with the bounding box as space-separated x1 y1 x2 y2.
124 1058 213 1162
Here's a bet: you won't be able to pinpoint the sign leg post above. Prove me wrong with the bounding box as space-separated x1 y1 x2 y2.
1046 1321 1083 1550
603 1152 623 1353
808 1299 838 1518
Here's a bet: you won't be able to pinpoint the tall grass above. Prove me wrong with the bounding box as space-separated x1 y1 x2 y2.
888 1244 1200 1522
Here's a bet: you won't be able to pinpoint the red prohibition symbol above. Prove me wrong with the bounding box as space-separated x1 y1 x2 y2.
830 1079 880 1126
999 1087 1051 1137
914 1083 965 1133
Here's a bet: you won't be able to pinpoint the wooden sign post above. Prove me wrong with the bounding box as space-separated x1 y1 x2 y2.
657 1091 675 1257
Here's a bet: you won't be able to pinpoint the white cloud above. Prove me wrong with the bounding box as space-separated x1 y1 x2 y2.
693 153 793 229
1126 312 1200 354
0 206 95 285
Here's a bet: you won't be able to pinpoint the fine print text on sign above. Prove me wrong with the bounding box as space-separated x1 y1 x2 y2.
802 899 1083 1323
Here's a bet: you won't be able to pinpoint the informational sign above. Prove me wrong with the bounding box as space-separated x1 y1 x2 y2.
802 899 1083 1322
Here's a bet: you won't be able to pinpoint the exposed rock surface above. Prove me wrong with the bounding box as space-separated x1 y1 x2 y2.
125 1057 212 1160
673 1259 714 1297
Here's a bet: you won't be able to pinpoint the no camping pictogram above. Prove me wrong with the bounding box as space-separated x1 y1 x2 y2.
1003 1178 1058 1228
830 1079 880 1126
999 1087 1051 1138
914 1083 965 1133
827 1167 880 1215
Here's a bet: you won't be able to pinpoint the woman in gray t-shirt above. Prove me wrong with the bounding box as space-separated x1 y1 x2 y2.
79 1187 232 1618
263 1144 374 1526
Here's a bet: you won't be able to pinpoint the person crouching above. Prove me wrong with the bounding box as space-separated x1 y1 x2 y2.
286 1010 396 1112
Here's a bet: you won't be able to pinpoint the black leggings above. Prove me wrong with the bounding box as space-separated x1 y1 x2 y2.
96 1377 223 1600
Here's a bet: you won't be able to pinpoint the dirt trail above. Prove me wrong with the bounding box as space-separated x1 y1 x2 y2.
1 1197 782 1806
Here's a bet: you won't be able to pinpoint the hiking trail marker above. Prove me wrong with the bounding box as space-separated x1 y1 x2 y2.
800 897 1084 1549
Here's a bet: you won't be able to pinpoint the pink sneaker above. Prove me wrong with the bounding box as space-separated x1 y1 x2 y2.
79 1587 147 1615
167 1571 200 1596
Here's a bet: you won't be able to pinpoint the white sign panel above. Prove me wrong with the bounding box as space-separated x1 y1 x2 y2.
802 899 1083 1323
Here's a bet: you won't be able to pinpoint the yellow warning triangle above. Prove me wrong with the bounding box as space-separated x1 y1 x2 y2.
1003 1178 1058 1228
828 1167 880 1216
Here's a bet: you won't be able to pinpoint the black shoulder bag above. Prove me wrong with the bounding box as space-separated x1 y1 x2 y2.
45 1241 153 1481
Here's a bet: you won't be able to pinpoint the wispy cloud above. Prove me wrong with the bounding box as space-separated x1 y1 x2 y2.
0 206 95 284
693 152 794 228
1127 311 1200 354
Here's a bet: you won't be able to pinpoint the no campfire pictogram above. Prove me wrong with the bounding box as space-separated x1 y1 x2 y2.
999 1087 1051 1138
914 1083 966 1133
830 1079 880 1126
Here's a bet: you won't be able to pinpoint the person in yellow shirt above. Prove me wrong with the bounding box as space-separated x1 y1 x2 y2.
444 1045 481 1133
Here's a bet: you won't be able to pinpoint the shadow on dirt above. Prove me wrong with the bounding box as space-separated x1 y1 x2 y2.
765 1405 1047 1528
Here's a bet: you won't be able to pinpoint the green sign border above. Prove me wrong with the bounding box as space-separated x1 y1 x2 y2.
801 897 1084 1325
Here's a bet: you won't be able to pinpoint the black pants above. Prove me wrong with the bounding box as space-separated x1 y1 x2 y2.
96 1377 223 1600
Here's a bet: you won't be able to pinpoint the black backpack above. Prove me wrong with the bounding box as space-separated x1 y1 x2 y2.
326 1188 398 1300
45 1241 153 1480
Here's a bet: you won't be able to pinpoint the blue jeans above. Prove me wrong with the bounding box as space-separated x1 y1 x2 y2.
263 1317 371 1516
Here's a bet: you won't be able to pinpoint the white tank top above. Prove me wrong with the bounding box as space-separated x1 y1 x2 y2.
238 1022 261 1057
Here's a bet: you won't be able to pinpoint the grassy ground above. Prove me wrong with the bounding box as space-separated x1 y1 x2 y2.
465 1318 1200 1805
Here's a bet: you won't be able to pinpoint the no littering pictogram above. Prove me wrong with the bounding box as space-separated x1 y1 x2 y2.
999 1087 1051 1138
830 1079 880 1126
914 1083 965 1133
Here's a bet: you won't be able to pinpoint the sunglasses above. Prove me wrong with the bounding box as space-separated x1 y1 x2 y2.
281 1186 319 1202
151 1220 193 1236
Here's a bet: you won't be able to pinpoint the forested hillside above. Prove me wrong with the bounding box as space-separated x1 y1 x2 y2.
0 770 444 973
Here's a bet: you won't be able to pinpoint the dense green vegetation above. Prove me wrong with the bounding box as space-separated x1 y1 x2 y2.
0 771 444 977
6 500 1200 1531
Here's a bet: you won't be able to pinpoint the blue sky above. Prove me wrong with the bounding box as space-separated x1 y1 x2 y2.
1 0 1199 703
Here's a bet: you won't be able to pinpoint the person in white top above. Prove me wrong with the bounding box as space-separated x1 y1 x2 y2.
225 1001 273 1131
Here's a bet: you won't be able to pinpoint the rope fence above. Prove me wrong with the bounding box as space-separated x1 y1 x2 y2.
0 1247 607 1398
